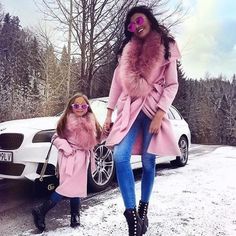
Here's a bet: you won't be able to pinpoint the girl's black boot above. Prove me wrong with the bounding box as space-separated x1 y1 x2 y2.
32 199 57 232
70 213 80 228
138 200 149 235
124 208 142 236
70 199 80 228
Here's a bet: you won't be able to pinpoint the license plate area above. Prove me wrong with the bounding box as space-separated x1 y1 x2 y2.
0 151 13 162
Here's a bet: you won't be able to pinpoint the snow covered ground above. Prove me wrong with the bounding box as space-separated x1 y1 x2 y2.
22 145 236 236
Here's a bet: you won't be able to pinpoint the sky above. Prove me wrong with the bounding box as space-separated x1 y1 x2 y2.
16 144 236 235
1 0 236 79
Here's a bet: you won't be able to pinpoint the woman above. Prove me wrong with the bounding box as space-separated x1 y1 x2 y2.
103 5 181 236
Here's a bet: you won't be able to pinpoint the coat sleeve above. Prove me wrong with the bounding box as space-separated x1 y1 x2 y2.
157 42 180 113
52 133 73 157
107 65 123 110
157 60 178 113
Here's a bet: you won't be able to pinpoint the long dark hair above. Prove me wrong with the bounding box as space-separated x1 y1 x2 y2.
117 5 175 60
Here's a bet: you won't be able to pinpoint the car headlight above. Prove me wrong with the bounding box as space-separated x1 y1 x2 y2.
32 130 55 143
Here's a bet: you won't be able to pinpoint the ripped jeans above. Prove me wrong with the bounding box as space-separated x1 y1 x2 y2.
113 111 156 209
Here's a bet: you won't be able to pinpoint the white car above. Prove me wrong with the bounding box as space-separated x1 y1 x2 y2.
0 97 191 192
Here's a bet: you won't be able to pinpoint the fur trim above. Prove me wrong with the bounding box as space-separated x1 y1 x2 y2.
65 113 97 150
119 31 164 97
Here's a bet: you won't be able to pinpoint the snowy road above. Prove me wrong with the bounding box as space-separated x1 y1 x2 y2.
1 144 236 236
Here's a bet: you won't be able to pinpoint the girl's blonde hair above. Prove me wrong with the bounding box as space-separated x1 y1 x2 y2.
56 93 102 141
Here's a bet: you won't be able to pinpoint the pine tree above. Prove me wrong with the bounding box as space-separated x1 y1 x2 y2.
0 14 23 120
59 45 70 99
41 44 61 115
91 43 117 98
173 61 188 120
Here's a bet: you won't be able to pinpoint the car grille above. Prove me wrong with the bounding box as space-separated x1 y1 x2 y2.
0 163 25 176
0 133 24 150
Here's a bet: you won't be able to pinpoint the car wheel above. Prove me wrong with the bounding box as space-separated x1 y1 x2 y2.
87 144 115 192
171 136 189 167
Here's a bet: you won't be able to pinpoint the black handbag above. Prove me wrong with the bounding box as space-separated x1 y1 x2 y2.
34 140 59 195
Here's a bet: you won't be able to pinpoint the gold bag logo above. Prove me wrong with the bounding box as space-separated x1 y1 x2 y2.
48 184 56 191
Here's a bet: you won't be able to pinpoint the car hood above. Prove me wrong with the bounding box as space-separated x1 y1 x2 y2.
0 117 60 131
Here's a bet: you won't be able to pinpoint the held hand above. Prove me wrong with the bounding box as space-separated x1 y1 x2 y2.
103 116 112 136
149 109 165 134
63 148 75 157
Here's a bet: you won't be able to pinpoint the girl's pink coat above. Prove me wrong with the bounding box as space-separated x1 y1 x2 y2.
53 113 97 198
105 33 182 157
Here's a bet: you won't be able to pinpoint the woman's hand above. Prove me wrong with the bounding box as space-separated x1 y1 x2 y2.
103 117 112 136
103 108 113 136
149 109 165 134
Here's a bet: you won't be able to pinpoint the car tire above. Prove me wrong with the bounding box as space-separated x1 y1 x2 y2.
87 144 115 192
171 136 189 167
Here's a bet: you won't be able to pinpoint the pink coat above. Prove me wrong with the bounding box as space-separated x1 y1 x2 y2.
53 113 97 198
105 32 181 156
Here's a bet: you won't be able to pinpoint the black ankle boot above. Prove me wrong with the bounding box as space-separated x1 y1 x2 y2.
70 198 80 228
124 208 142 236
70 212 80 228
32 199 57 232
138 201 149 235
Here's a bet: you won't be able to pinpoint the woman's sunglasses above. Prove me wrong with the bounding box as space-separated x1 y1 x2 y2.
71 103 89 110
127 16 145 32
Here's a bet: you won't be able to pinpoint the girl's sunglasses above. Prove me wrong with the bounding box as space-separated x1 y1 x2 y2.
71 103 89 110
127 16 145 32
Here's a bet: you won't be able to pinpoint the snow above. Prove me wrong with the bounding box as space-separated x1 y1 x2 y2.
23 145 236 236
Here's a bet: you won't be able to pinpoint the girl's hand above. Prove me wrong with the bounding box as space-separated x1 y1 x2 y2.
63 148 75 157
149 109 165 134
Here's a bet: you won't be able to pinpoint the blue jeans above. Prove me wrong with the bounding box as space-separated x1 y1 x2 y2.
113 111 156 209
50 191 80 211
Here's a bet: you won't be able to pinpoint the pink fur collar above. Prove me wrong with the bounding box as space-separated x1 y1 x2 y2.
119 31 164 97
65 113 97 150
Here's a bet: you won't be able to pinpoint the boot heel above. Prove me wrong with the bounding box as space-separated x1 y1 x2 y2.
138 201 149 235
141 222 148 234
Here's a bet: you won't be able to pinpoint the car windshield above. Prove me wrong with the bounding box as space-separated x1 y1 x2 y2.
90 99 107 125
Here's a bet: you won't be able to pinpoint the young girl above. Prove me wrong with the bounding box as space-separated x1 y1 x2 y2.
32 93 101 232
